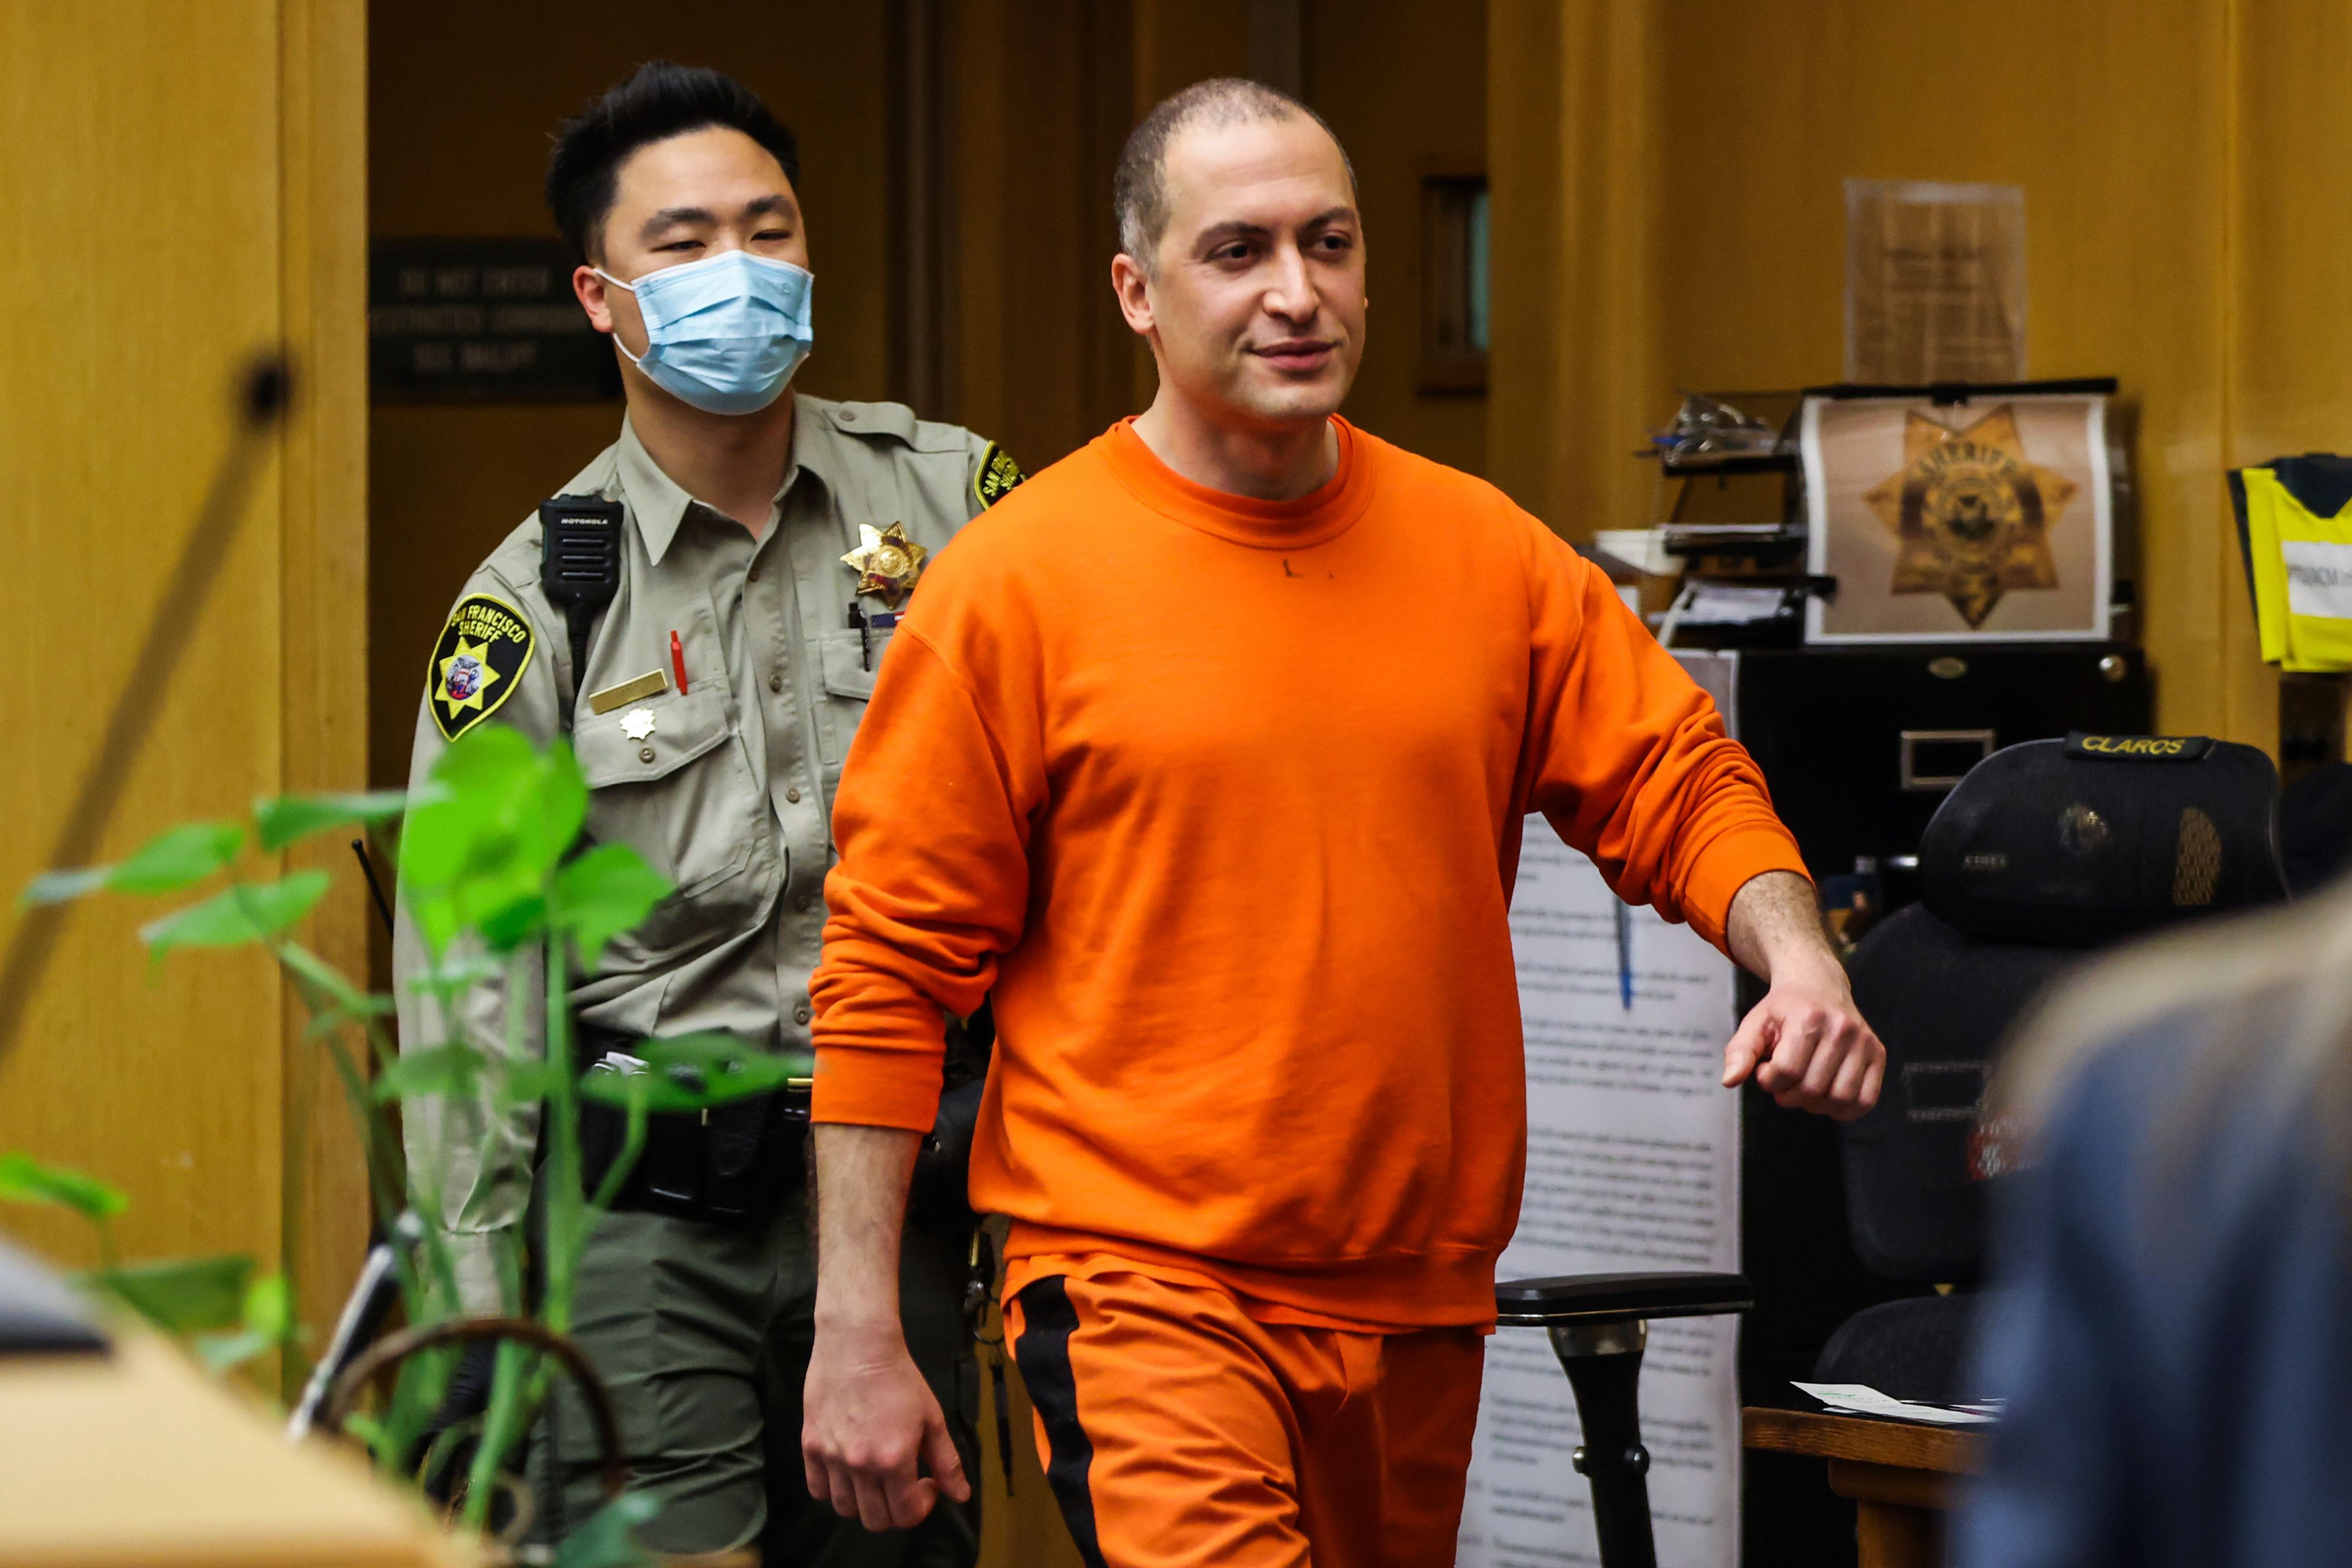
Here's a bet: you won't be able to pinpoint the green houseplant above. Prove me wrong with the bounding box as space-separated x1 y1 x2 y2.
13 725 807 1558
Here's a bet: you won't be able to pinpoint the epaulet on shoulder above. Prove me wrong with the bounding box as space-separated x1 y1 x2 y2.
485 511 553 589
817 397 949 448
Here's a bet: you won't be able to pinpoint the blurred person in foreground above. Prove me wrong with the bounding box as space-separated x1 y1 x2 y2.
799 77 1883 1564
1955 885 2352 1567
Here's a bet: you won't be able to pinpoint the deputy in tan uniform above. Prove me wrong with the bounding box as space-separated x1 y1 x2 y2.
392 62 1013 1563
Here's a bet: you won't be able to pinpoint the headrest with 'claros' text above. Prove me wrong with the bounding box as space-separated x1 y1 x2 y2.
1918 734 2287 945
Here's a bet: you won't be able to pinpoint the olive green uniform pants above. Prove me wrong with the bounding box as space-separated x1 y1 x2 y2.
532 1192 981 1563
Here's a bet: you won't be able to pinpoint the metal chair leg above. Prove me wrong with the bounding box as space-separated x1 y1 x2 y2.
1553 1317 1656 1568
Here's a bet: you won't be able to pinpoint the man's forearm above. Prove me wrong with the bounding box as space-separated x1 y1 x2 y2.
1719 868 1885 1117
1724 869 1838 982
812 1124 924 1333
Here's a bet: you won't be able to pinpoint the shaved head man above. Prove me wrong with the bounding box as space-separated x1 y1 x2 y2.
802 78 1882 1566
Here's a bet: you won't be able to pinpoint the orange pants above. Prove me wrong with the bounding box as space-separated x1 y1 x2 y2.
1006 1269 1486 1568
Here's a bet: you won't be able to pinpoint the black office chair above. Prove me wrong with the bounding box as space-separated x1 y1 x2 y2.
2280 758 2352 895
1496 1271 1754 1568
1824 733 2286 1401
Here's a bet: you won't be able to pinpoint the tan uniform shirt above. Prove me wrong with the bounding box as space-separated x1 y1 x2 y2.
393 393 1011 1308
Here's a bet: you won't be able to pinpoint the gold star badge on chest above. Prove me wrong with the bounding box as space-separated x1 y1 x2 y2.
1863 404 2074 629
841 521 929 608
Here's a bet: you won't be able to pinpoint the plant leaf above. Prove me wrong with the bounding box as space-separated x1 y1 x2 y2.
501 1060 565 1103
277 938 380 1016
398 731 589 956
406 951 502 993
577 1033 807 1114
139 871 330 951
552 844 673 972
109 822 247 894
373 1042 489 1103
252 790 410 852
21 821 246 908
0 1153 129 1221
200 1272 298 1370
194 1327 276 1373
475 892 549 954
243 1271 293 1341
20 867 108 907
554 1490 663 1568
301 996 395 1041
86 1254 254 1333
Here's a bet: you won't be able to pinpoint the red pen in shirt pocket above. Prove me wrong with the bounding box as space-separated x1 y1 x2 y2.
670 630 690 695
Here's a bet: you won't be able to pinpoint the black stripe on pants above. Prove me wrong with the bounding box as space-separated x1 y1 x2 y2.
1012 1276 1109 1568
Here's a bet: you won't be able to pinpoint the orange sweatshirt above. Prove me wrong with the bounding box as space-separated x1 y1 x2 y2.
812 418 1806 1330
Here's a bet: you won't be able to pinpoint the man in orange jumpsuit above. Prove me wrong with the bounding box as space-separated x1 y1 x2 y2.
800 78 1885 1567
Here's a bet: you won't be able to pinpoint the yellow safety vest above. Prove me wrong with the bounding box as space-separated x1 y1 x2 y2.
2239 466 2352 672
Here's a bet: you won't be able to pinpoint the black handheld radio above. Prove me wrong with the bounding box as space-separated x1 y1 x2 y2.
539 496 625 729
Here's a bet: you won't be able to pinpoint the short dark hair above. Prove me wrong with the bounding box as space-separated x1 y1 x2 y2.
545 61 801 263
1112 77 1355 276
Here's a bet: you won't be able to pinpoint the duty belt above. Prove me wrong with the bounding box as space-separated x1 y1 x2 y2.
575 1025 807 1227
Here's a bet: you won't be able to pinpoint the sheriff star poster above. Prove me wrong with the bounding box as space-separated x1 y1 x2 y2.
1801 393 2113 642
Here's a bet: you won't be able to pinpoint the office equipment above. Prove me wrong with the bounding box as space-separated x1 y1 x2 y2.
1723 643 2150 1465
1827 734 2287 1403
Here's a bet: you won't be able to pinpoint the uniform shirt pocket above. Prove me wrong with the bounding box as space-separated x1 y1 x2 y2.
816 625 897 773
575 688 764 904
818 625 892 704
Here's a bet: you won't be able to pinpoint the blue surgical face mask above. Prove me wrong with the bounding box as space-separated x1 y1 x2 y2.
597 249 815 415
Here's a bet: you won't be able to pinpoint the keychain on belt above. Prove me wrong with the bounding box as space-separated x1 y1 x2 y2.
967 1226 1014 1496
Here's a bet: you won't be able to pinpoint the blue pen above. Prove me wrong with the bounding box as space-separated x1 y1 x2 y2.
1614 900 1634 1010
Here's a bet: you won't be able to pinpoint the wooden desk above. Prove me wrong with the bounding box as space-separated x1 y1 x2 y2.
1743 1405 1987 1568
0 1334 473 1568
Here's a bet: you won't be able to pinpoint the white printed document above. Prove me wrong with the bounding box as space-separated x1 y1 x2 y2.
1457 823 1743 1568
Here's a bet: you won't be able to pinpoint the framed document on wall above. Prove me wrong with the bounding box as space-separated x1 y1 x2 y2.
1801 391 2113 643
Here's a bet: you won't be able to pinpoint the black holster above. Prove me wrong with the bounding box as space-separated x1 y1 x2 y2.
575 1027 805 1227
911 1077 985 1232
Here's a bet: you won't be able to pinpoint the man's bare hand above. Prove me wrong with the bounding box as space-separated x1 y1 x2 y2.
803 1319 970 1531
1720 959 1885 1120
804 1123 967 1531
1722 869 1885 1121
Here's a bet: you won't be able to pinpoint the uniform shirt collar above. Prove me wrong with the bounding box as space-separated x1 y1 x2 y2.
614 396 840 567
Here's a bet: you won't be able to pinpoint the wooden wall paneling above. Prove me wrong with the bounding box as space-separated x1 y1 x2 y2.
1652 0 2246 742
1490 0 2264 745
1305 0 1488 476
1131 0 1251 114
0 0 369 1335
948 0 1140 473
277 0 375 1359
2226 0 2346 751
1126 0 1253 412
1486 0 1661 540
0 0 286 1275
889 0 957 418
946 0 1012 450
973 1334 1087 1568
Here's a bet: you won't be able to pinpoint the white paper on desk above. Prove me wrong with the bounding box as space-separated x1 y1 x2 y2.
1792 1381 1996 1426
1457 824 1743 1568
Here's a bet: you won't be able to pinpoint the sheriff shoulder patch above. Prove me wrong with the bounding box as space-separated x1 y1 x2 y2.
428 592 536 741
973 442 1025 510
